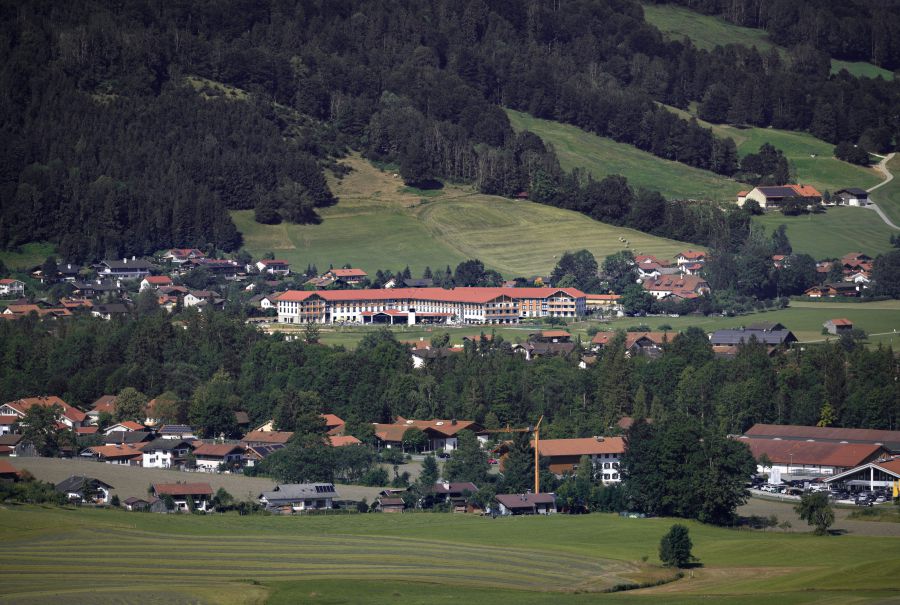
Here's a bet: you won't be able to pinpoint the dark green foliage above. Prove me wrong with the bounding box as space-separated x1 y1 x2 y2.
795 491 835 535
443 430 489 485
551 250 599 291
259 434 335 484
500 433 534 494
659 524 695 568
0 476 67 506
22 404 73 457
873 250 900 297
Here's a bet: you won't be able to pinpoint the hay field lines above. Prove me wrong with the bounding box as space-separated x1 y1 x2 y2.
234 154 696 278
642 3 894 81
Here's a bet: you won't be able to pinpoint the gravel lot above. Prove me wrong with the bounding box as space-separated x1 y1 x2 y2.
739 495 900 537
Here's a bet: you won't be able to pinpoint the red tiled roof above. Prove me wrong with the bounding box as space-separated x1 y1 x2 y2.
0 415 17 425
535 437 625 457
329 268 367 277
277 287 585 304
108 421 145 431
329 435 362 447
744 423 900 444
259 259 289 265
789 184 822 198
678 250 705 260
876 458 900 475
87 444 145 459
144 276 173 285
0 460 20 477
591 331 672 347
3 396 86 423
540 330 571 339
241 430 294 444
321 414 344 428
0 279 21 285
737 437 885 467
75 426 99 435
153 482 213 496
737 190 749 197
828 318 853 326
585 294 621 301
192 443 244 457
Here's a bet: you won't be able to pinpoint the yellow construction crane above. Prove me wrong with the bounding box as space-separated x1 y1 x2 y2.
483 415 544 494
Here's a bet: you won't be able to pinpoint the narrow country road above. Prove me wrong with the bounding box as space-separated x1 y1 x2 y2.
864 152 899 230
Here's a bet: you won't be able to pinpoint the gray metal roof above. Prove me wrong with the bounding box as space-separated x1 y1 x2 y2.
260 483 339 502
55 475 113 493
709 328 797 346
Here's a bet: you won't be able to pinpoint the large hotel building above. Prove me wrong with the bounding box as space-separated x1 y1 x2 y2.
275 287 586 325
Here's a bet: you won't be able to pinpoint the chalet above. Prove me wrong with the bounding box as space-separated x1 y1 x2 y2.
512 341 576 361
123 496 157 511
152 482 213 512
804 282 859 298
634 254 676 279
328 435 362 447
709 323 796 347
0 396 85 429
142 438 195 469
431 481 478 510
834 188 869 206
157 424 197 440
530 330 572 343
845 271 871 284
735 436 886 477
737 184 822 210
373 418 485 452
0 460 21 481
743 423 900 454
255 259 291 275
91 303 130 320
99 258 153 280
841 252 872 271
192 443 245 472
824 318 853 335
411 345 473 366
2 304 72 320
103 421 145 435
824 457 900 493
0 279 25 297
591 331 672 357
377 496 406 513
103 431 153 446
70 279 122 299
186 258 240 279
675 250 706 266
584 294 623 315
243 443 285 467
242 430 294 447
642 275 710 300
55 476 114 504
325 268 368 285
494 493 557 516
163 248 206 264
140 276 173 291
536 437 625 481
184 290 223 308
259 483 338 513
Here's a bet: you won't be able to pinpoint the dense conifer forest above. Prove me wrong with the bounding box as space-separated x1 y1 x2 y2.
2 0 898 260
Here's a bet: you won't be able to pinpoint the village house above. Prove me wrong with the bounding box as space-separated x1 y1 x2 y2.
0 396 86 429
242 430 294 447
82 443 146 465
85 395 115 425
70 279 122 299
55 476 114 504
824 318 854 335
103 421 145 436
191 443 245 472
157 424 197 440
675 250 706 266
243 443 285 467
494 493 557 516
0 434 26 457
430 481 479 511
140 275 174 291
122 496 159 511
163 248 206 264
737 184 822 210
255 259 291 275
584 293 623 316
0 414 17 436
641 275 710 300
324 268 368 285
373 418 486 452
142 438 195 469
536 437 626 482
2 303 72 320
259 483 339 513
633 254 677 280
91 303 130 320
0 460 21 482
153 482 213 512
591 331 672 358
804 283 860 298
184 290 224 309
328 435 362 447
98 258 154 280
709 322 797 348
376 496 406 513
0 279 25 297
276 287 586 325
834 188 869 206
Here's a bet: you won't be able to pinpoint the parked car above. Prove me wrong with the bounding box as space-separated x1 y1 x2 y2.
487 458 499 465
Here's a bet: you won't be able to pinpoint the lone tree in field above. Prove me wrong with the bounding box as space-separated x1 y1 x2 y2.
659 524 695 568
794 492 834 535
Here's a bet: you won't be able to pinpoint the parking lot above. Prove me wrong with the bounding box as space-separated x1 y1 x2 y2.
739 496 900 537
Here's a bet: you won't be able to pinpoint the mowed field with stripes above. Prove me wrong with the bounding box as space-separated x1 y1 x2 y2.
2 505 899 604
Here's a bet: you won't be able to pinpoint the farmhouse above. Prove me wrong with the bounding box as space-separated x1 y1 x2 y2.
834 188 869 206
98 258 154 280
276 287 586 325
494 493 557 516
153 482 213 512
737 436 886 476
324 268 368 284
55 476 114 504
140 276 173 290
192 443 245 472
0 396 86 429
709 323 797 347
82 443 146 465
0 279 25 296
142 438 195 469
743 423 900 454
675 250 706 266
536 437 625 481
373 418 486 452
256 259 291 275
737 184 822 210
103 421 145 435
259 483 339 513
824 318 854 335
641 275 710 300
824 457 900 493
431 481 479 509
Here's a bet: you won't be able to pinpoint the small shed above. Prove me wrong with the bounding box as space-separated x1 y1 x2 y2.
824 318 853 335
377 497 406 513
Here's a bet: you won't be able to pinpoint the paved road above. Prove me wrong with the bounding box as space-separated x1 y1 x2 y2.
865 152 899 230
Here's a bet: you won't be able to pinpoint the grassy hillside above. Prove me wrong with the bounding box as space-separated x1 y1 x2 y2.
642 3 895 81
1 505 899 604
869 153 900 225
753 207 897 259
507 109 747 202
0 242 54 271
663 104 883 193
234 155 695 277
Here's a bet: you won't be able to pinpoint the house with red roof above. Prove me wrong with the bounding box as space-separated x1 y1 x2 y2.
824 318 853 335
324 268 368 284
152 482 213 511
374 418 486 453
642 275 710 300
140 275 174 291
0 396 86 429
737 184 822 210
0 278 25 297
103 421 146 435
0 460 21 482
328 435 362 447
675 250 706 266
534 436 626 481
735 436 886 476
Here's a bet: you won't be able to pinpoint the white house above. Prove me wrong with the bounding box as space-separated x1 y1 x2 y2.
141 438 195 469
103 421 145 436
259 483 338 513
152 482 212 512
98 258 153 280
191 443 245 472
0 279 25 297
140 276 173 291
835 188 869 207
55 476 114 504
255 259 291 275
0 396 86 429
494 493 557 515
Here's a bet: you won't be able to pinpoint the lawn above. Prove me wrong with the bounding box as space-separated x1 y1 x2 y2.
506 109 747 203
0 242 54 271
642 3 894 81
268 300 900 349
0 505 897 604
752 207 897 259
234 154 696 278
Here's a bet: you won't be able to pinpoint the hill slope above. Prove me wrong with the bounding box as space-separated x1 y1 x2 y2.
507 110 746 203
233 155 696 277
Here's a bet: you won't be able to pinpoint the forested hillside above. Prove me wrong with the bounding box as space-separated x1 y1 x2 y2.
2 0 898 260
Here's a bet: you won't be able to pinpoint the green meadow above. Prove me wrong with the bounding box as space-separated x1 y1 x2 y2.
642 3 894 81
234 155 695 278
0 242 54 271
869 153 900 226
0 505 898 604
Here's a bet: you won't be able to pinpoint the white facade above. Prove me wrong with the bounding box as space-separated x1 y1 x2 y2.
0 280 25 296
